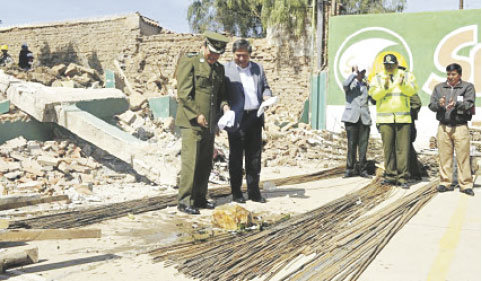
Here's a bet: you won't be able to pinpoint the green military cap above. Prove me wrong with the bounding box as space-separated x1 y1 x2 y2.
204 31 229 54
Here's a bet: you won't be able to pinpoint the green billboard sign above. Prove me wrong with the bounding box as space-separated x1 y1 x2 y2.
327 9 481 106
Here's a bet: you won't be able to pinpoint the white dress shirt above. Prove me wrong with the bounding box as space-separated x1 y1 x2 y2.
238 62 259 110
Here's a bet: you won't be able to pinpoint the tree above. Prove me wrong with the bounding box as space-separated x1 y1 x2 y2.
339 0 406 14
187 0 407 38
187 0 309 38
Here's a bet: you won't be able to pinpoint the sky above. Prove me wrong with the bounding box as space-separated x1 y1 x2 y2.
0 0 480 33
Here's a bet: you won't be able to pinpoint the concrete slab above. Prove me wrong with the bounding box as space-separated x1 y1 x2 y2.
0 99 9 114
56 104 163 183
0 120 53 144
358 188 481 281
0 71 162 183
148 96 177 119
1 71 128 121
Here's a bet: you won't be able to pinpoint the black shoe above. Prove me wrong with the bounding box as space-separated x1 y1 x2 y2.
437 185 448 193
460 188 475 196
233 196 246 204
196 200 216 209
177 203 200 215
399 183 410 189
381 179 397 185
448 184 457 191
359 171 372 178
343 171 355 178
248 195 267 203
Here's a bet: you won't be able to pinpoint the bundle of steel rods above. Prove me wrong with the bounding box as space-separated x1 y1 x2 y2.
9 166 344 229
150 179 438 281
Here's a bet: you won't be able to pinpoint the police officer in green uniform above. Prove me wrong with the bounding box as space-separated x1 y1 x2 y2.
369 54 418 189
176 31 230 215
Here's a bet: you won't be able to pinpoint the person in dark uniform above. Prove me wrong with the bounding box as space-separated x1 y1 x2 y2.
176 31 230 215
408 93 423 180
18 43 33 70
224 39 273 204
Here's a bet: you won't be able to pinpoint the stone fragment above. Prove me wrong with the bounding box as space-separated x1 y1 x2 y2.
51 64 67 76
37 156 60 167
0 160 21 173
74 183 93 195
21 159 44 177
17 181 42 191
64 63 80 77
57 161 71 174
129 93 148 111
4 137 27 150
4 171 22 180
212 204 253 231
118 110 137 125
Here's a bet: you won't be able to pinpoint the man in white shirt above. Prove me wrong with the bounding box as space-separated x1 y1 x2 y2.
224 39 273 203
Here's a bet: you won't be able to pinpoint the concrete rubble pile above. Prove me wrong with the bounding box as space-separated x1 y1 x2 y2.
0 136 138 196
262 104 384 168
3 63 103 89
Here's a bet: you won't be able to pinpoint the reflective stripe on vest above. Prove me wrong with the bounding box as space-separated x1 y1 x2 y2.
377 112 411 116
384 93 409 97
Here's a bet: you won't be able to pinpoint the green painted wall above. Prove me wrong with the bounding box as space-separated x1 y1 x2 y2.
0 120 54 144
327 9 481 106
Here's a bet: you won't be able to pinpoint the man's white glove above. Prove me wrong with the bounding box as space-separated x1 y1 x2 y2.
218 110 235 130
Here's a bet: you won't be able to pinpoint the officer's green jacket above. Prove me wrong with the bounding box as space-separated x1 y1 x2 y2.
175 53 228 133
369 68 419 124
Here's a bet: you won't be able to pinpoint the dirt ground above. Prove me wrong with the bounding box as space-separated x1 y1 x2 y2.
0 165 479 281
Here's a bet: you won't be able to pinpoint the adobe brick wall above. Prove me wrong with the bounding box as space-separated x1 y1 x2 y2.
0 13 311 117
0 14 143 73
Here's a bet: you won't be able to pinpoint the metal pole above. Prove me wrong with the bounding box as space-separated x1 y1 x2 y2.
316 0 324 70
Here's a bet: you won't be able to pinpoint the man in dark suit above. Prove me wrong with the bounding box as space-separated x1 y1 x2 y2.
224 39 272 203
341 64 372 178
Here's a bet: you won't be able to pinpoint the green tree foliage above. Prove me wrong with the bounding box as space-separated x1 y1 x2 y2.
187 0 406 37
340 0 406 14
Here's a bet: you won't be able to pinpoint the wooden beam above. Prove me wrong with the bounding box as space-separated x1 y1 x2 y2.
0 219 8 229
0 247 38 272
0 229 101 242
0 195 69 211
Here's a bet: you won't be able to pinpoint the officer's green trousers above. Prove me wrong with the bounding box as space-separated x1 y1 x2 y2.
178 128 214 206
378 123 411 184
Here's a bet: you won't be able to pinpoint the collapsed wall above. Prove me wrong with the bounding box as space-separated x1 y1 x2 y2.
0 13 161 73
0 13 311 117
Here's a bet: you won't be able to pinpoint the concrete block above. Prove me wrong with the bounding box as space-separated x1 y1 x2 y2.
148 96 177 119
118 110 136 125
4 71 128 121
37 156 60 167
4 137 27 150
0 100 9 114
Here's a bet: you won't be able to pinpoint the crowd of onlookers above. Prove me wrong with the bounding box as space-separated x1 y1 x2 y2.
0 43 34 70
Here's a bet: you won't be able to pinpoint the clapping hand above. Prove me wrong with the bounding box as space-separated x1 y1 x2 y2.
438 96 446 108
446 98 455 110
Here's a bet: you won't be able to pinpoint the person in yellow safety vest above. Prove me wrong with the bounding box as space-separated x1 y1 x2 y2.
369 53 418 189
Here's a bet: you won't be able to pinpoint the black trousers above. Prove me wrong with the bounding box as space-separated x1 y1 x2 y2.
345 120 370 174
228 111 263 199
408 122 422 179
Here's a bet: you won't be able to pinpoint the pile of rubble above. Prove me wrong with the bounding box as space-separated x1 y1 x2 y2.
3 62 103 89
0 136 138 197
261 104 383 168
